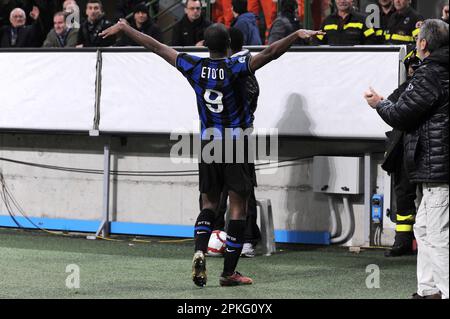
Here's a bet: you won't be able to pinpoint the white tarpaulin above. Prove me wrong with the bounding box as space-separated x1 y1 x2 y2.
0 52 97 131
100 49 401 138
0 48 403 138
100 51 205 135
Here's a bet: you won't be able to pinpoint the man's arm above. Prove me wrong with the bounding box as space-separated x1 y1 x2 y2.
365 69 442 131
100 20 178 67
250 29 324 72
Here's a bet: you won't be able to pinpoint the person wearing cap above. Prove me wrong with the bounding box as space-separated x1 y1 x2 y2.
115 0 159 22
116 4 162 46
382 49 421 258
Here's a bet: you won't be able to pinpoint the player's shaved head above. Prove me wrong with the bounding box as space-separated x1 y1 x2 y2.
204 23 230 54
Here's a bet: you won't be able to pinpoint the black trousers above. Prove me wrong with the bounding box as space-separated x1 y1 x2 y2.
392 152 417 232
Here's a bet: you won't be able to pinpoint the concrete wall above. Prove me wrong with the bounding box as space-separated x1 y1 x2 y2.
0 132 392 246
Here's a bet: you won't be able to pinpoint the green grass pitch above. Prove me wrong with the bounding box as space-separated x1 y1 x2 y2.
0 228 417 299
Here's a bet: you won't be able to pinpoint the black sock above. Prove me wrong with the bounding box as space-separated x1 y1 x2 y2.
223 219 246 276
194 208 216 253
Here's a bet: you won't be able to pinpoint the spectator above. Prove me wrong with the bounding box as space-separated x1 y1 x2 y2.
115 0 159 22
248 0 277 42
42 11 78 47
231 0 262 45
77 0 115 47
441 1 449 24
374 0 396 44
0 6 43 47
315 0 376 45
382 50 422 258
116 3 162 46
171 0 211 47
365 19 449 299
385 0 422 47
33 0 62 38
212 0 233 28
267 0 303 45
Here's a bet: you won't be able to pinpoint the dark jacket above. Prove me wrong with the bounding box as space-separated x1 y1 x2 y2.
115 0 159 21
171 14 211 46
33 0 62 37
376 46 449 183
77 16 116 47
374 4 396 44
0 0 61 37
268 13 303 45
385 7 422 46
315 11 377 45
116 19 162 46
115 0 145 20
381 80 410 173
231 12 262 46
0 23 42 47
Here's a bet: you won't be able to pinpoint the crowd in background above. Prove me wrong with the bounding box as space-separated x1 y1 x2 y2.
0 0 448 49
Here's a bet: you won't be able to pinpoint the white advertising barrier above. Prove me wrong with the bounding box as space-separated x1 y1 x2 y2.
100 48 401 138
100 51 207 134
0 52 97 131
254 50 399 138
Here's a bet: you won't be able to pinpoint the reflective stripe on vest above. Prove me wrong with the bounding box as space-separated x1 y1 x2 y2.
324 24 338 31
396 224 414 232
396 214 416 222
343 22 363 30
385 33 414 42
364 28 375 37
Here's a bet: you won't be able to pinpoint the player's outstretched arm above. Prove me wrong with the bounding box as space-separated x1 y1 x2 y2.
100 19 178 67
250 29 325 72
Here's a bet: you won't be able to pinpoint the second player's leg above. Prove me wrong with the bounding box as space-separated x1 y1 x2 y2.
220 190 253 286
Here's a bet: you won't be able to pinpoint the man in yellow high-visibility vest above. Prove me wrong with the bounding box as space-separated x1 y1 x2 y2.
384 0 422 48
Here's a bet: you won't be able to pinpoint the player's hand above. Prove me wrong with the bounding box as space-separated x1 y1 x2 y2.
296 29 325 39
364 87 384 109
100 19 128 38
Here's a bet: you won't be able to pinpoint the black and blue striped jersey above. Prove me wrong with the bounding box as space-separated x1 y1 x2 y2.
176 53 254 140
